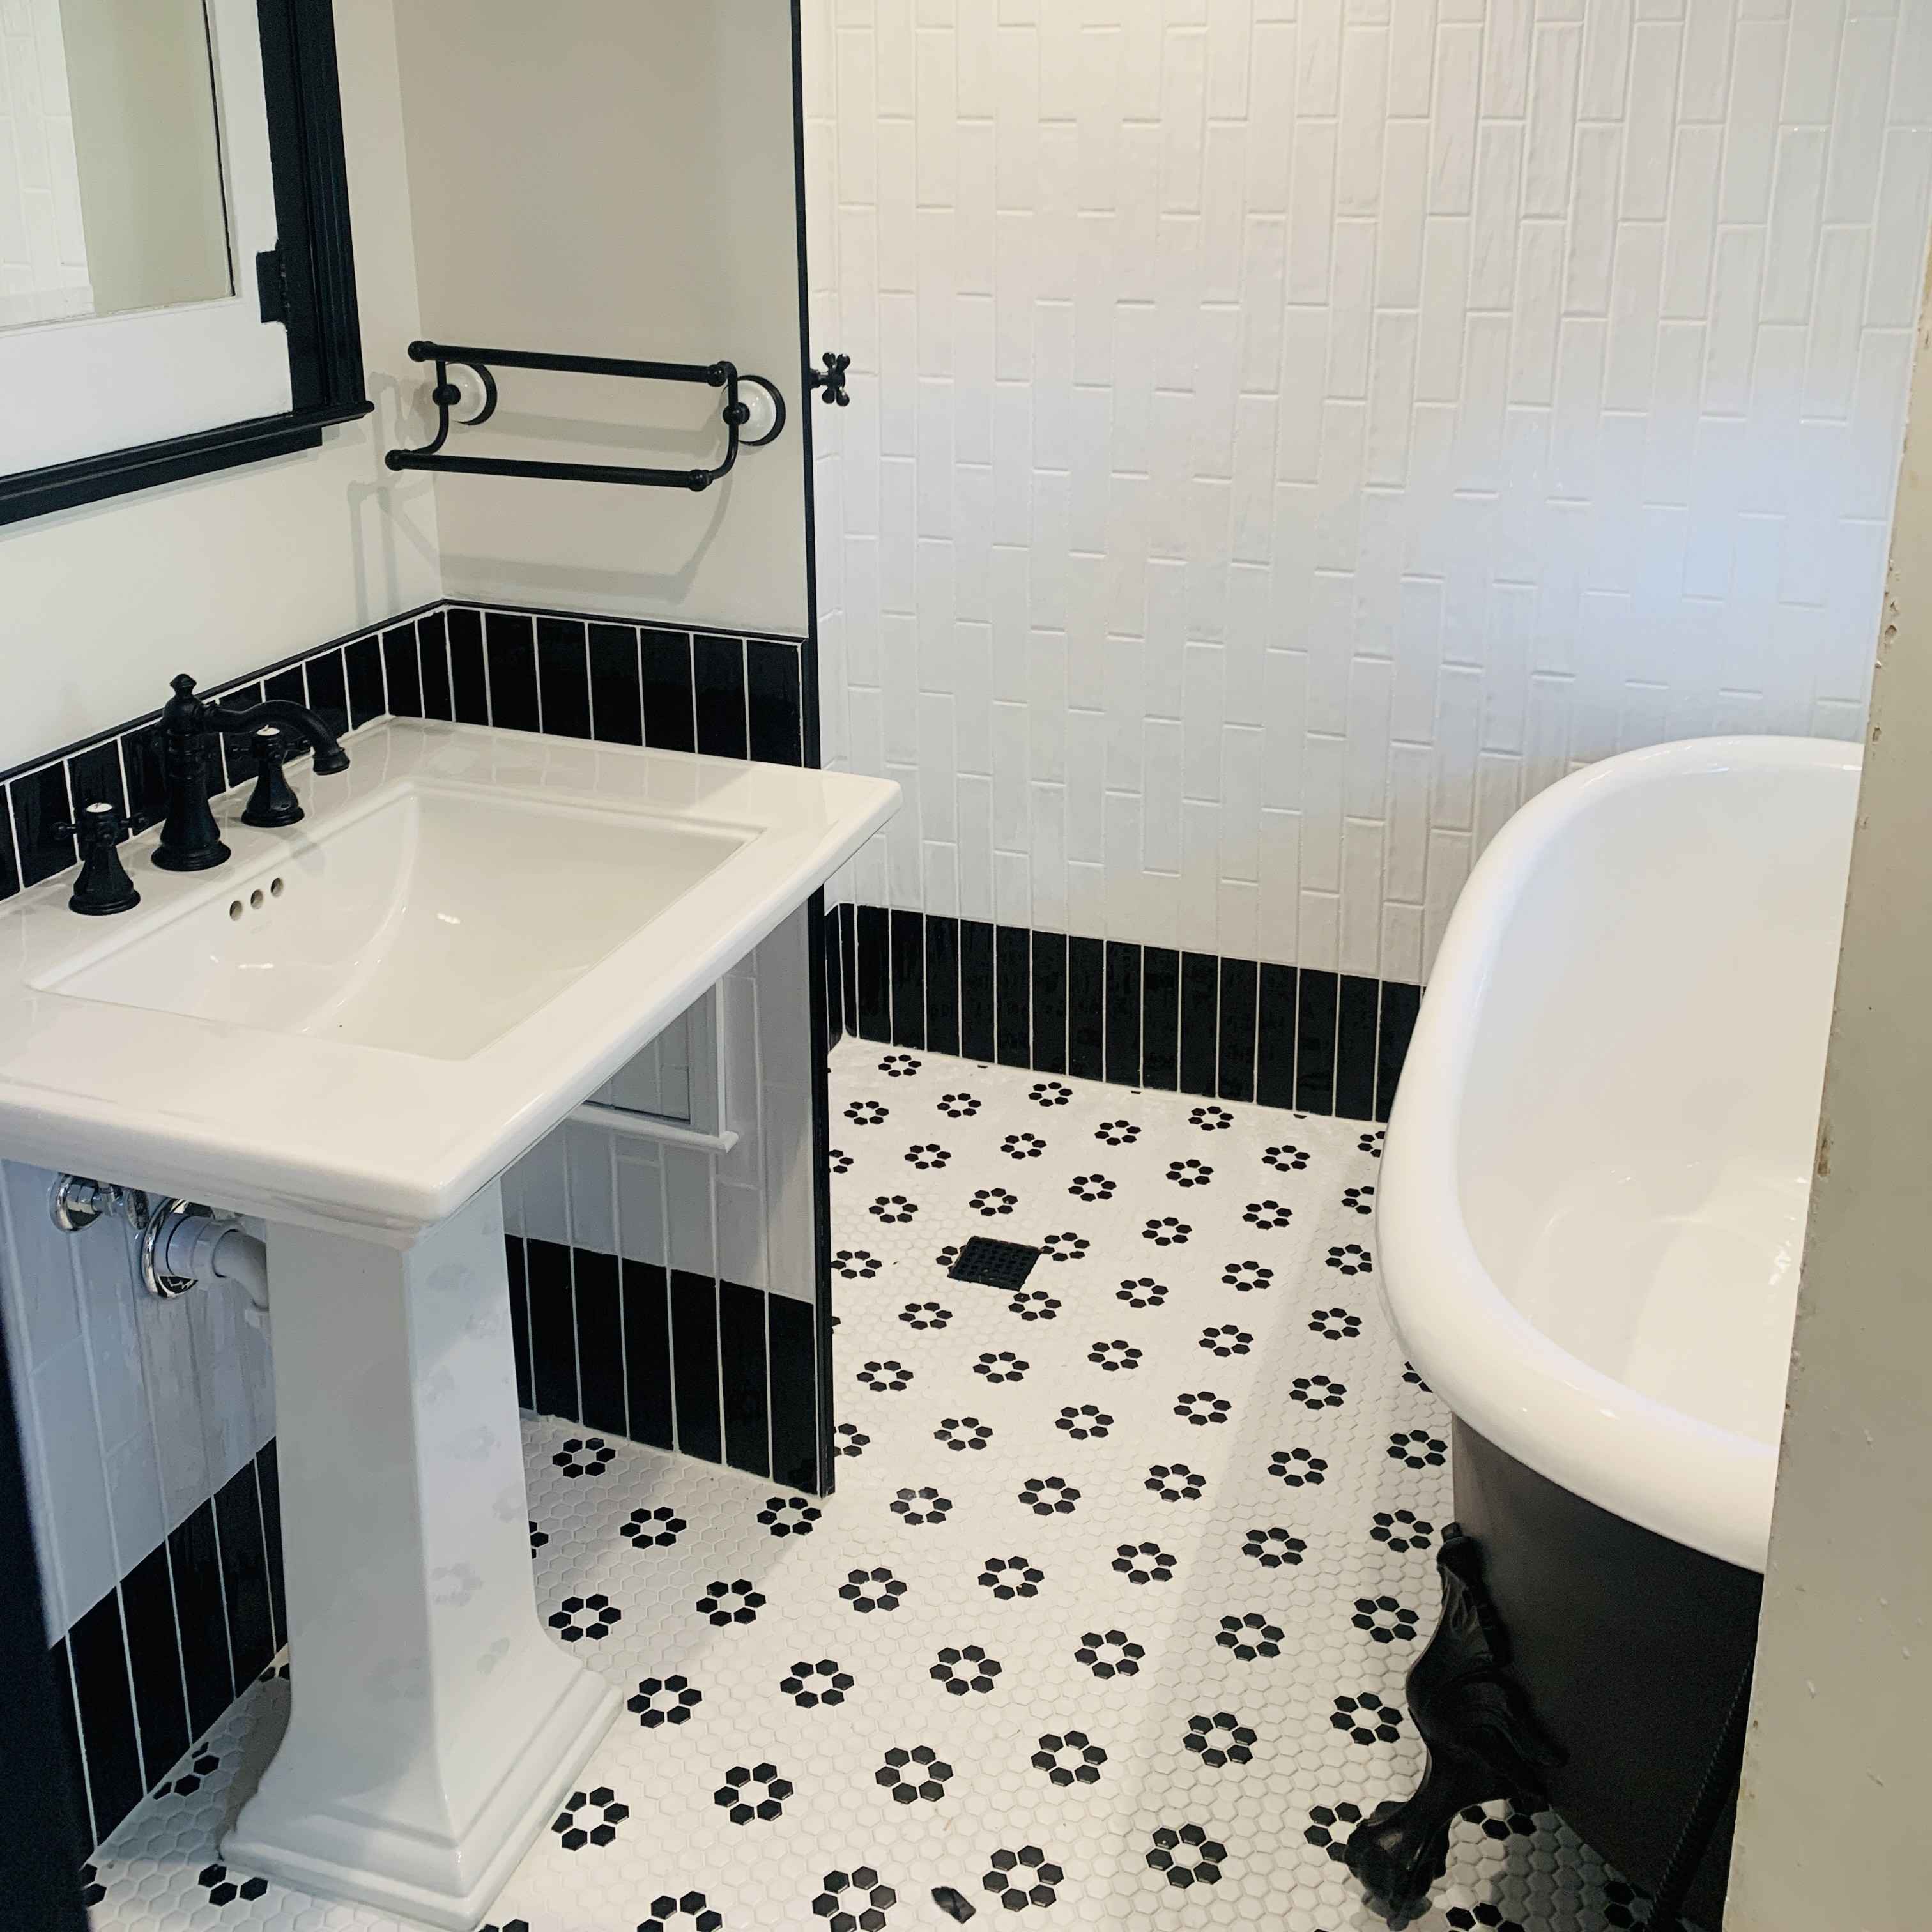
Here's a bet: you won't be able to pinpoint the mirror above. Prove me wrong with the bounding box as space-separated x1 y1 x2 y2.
0 0 370 526
2 0 236 332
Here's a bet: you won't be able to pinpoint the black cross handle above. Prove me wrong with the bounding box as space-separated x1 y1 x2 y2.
807 351 852 406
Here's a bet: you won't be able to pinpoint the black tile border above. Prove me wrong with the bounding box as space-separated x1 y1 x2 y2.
0 600 810 912
826 903 1421 1125
507 1236 826 1497
47 1440 282 1857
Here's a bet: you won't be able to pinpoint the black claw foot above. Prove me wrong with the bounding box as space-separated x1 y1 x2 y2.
1343 1531 1562 1913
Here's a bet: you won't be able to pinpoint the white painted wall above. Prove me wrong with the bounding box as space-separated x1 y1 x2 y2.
808 0 1932 983
1726 249 1932 1932
0 0 441 772
391 0 810 641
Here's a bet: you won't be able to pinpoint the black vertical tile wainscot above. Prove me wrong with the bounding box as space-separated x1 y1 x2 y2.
831 905 1421 1125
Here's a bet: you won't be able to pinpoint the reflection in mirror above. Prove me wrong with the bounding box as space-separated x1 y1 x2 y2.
1 0 233 332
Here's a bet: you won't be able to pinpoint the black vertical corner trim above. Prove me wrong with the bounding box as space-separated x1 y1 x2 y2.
1141 947 1180 1091
534 617 593 741
484 612 540 732
670 1271 723 1466
1066 937 1105 1082
924 914 960 1057
1178 953 1220 1097
1376 980 1422 1123
1105 942 1143 1087
256 1441 288 1651
572 1250 627 1438
958 920 996 1062
505 1235 533 1411
839 901 859 1040
718 1281 772 1480
1256 962 1300 1110
822 903 847 1048
1335 974 1381 1121
995 926 1032 1070
889 909 926 1050
0 1281 91 1920
620 1261 675 1452
806 889 837 1496
1295 968 1340 1116
787 0 824 777
693 634 750 758
1217 957 1259 1103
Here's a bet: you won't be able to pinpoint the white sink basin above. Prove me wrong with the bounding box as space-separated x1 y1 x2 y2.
0 719 896 1236
47 785 749 1059
0 719 896 1930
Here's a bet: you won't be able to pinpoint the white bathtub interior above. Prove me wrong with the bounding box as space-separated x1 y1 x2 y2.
1455 756 1860 1451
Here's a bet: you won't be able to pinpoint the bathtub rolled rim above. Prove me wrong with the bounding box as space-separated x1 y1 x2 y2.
1376 733 1862 1575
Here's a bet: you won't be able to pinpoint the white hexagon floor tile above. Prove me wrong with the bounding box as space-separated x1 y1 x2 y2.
86 1043 1639 1932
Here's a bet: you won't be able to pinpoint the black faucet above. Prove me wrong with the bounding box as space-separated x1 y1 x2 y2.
152 673 350 872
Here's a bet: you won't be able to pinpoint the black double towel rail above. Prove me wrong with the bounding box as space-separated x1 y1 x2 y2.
385 338 787 491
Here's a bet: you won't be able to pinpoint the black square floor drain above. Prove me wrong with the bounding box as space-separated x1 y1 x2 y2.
949 1236 1041 1290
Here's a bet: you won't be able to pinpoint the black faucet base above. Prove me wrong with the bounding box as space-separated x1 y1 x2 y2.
70 881 142 916
152 839 233 873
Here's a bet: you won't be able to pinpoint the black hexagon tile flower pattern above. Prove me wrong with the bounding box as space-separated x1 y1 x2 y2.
84 1043 1626 1932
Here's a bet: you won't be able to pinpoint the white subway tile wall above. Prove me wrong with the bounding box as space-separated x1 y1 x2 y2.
0 1165 272 1647
804 0 1932 983
502 904 820 1304
0 0 96 327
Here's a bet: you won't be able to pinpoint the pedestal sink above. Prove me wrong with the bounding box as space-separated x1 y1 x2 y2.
0 721 898 1929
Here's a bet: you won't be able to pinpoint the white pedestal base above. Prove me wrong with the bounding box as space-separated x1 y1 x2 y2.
224 1184 619 1930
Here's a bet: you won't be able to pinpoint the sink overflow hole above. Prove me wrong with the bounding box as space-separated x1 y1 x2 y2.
227 877 286 921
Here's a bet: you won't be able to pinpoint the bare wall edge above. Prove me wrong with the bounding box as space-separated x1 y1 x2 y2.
1727 266 1932 1929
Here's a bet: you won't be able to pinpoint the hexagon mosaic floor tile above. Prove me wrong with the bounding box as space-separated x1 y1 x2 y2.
85 1043 1636 1932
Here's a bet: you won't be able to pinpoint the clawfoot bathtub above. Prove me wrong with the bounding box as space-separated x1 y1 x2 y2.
1346 737 1861 1926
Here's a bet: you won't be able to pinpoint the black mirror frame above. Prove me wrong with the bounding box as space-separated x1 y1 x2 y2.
0 0 373 528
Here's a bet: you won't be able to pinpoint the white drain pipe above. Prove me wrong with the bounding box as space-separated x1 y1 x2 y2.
148 1203 270 1322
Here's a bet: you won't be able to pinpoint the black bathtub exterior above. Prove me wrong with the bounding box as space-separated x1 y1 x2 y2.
1347 1420 1762 1928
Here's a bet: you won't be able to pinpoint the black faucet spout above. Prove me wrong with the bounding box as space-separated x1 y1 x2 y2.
151 673 352 873
206 697 351 774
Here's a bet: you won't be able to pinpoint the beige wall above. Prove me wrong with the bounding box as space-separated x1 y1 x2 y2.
0 0 440 773
391 0 809 640
1727 268 1932 1929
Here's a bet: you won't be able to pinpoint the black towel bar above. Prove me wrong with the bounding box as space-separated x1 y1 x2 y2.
385 338 786 491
